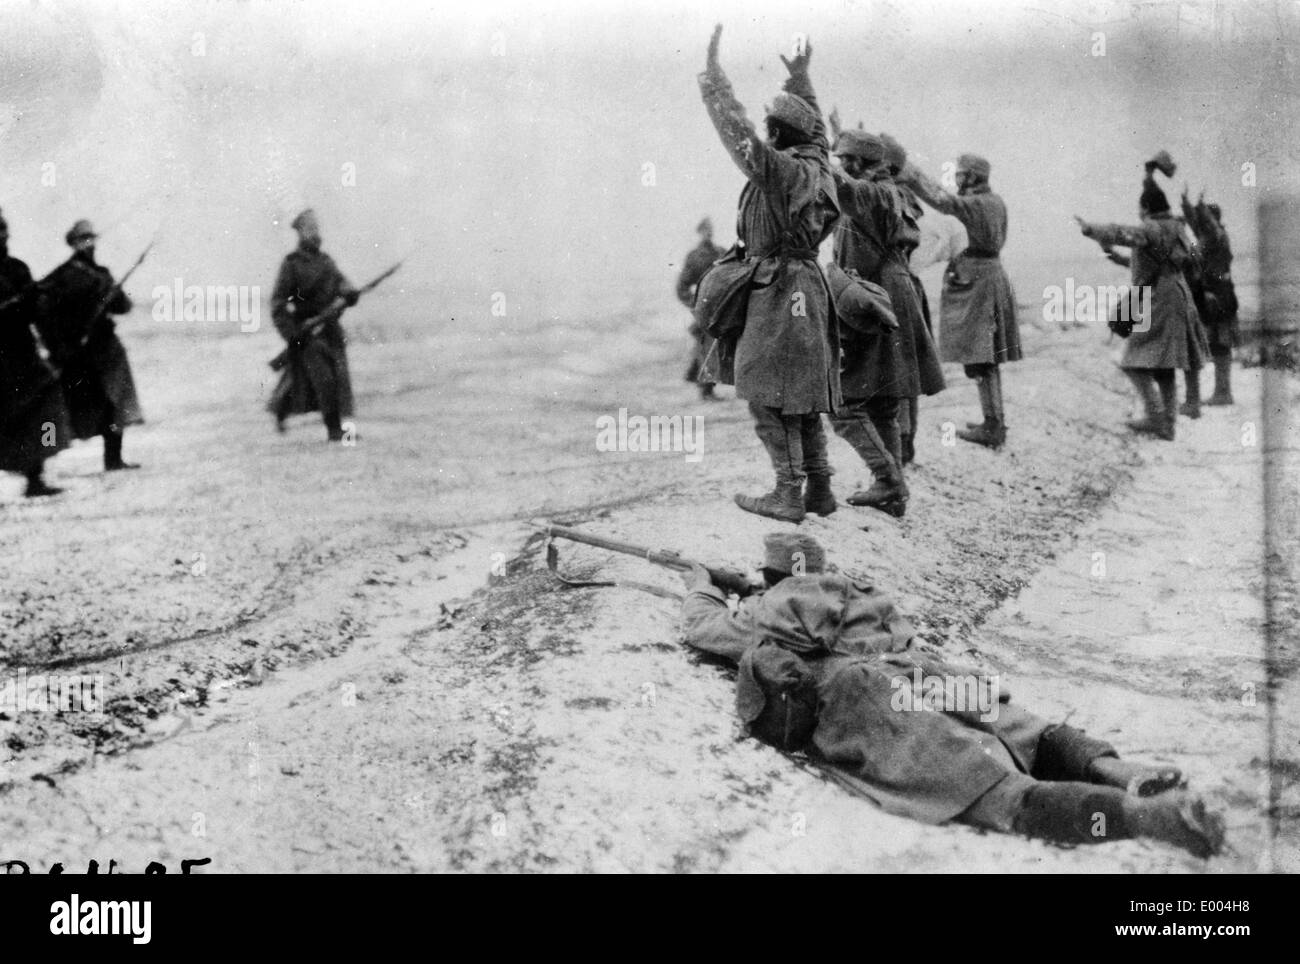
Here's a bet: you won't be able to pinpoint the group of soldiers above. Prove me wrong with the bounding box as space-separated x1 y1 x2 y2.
0 212 143 498
670 25 1230 860
678 29 1237 518
1076 152 1239 441
1 207 363 498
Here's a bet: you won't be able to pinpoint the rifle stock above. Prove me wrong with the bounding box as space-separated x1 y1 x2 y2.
536 523 759 597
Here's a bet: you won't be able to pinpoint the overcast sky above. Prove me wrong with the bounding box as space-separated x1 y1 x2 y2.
1 0 1295 319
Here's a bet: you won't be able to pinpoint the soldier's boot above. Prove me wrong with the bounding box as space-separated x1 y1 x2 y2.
700 382 719 401
901 396 919 465
1088 756 1186 797
831 406 907 517
846 478 909 517
1121 792 1226 859
1180 366 1202 419
23 465 63 498
1206 355 1234 406
684 356 700 384
103 427 140 471
324 411 345 443
803 473 837 517
1124 370 1166 437
957 368 1006 449
1155 372 1178 441
734 482 806 523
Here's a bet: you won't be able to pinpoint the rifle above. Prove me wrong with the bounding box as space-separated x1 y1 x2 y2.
534 523 760 597
1 239 154 427
268 258 405 371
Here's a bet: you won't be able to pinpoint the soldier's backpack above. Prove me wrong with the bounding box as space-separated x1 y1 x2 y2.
736 640 820 753
825 262 897 333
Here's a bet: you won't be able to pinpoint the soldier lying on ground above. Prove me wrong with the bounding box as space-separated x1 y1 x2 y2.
678 532 1226 859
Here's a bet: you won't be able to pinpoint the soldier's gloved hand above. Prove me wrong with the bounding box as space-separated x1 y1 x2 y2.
679 563 714 592
343 290 360 308
780 36 812 76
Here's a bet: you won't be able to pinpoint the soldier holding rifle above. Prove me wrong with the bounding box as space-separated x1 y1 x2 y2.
34 219 145 472
268 209 361 442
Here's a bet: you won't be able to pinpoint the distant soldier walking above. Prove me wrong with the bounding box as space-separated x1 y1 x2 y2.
899 152 1021 449
675 217 724 400
1181 187 1239 406
1077 171 1200 441
35 219 144 471
696 25 841 524
268 209 360 442
0 210 70 496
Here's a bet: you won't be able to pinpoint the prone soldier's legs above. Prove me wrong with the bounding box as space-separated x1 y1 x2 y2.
960 770 1224 858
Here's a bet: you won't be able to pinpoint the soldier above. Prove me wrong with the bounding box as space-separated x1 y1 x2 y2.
679 532 1225 858
675 217 724 400
268 209 360 442
1077 172 1200 441
880 132 946 465
0 210 71 497
35 219 143 471
696 25 841 524
822 124 917 517
898 152 1021 449
1181 188 1239 406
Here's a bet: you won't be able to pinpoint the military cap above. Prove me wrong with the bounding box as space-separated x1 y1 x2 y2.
834 130 885 162
65 219 98 245
765 92 818 138
763 531 826 575
880 132 907 170
1148 150 1177 178
291 208 319 232
957 153 991 178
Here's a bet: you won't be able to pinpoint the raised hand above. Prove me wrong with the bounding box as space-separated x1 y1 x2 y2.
706 23 722 71
780 35 812 75
828 106 843 140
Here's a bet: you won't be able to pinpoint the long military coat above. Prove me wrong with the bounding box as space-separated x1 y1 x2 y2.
903 167 1021 367
1180 196 1239 351
683 573 1050 824
1087 214 1199 371
35 254 143 440
1 254 71 472
268 245 358 419
697 64 841 415
832 169 944 399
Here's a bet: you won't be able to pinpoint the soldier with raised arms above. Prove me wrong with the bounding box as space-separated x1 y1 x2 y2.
696 25 841 524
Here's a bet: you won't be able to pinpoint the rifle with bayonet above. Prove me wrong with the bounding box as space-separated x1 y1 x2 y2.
268 258 406 371
533 523 761 597
2 239 154 426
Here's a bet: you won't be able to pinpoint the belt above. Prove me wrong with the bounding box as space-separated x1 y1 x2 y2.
961 248 1001 259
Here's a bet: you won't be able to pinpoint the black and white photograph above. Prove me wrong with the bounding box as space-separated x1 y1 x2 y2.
1 0 1297 900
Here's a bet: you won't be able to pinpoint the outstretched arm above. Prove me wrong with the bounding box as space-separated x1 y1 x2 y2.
1075 217 1149 250
778 38 828 153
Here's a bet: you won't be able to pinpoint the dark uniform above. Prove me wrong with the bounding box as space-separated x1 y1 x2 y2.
679 532 1225 858
697 36 841 523
827 134 943 516
901 154 1020 449
1 237 71 495
268 236 359 440
1181 193 1239 405
1080 180 1200 442
35 227 143 470
675 229 724 397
